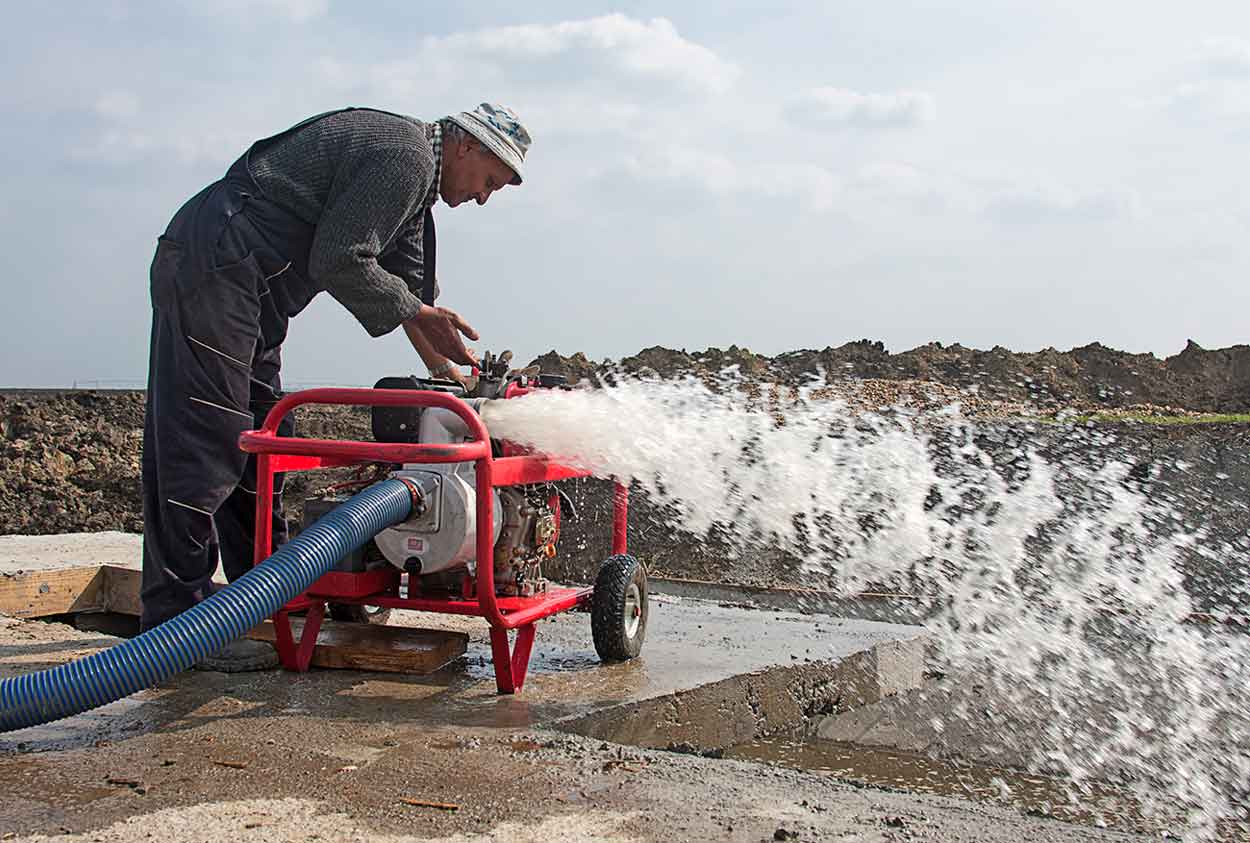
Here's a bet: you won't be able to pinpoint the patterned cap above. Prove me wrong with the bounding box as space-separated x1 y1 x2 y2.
447 103 531 185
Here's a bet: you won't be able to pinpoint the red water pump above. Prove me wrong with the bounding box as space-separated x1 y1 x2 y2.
238 354 647 694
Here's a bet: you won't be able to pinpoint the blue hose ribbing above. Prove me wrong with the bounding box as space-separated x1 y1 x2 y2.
0 479 414 733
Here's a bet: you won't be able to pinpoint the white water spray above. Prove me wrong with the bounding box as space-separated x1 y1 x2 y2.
487 373 1250 839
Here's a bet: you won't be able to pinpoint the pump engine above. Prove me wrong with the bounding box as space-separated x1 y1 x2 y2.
303 352 570 599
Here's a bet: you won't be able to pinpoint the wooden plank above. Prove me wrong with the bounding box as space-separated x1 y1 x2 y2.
0 566 107 618
0 561 471 677
247 618 468 674
100 565 142 617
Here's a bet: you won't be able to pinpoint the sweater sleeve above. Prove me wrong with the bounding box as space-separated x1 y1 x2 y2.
308 144 432 337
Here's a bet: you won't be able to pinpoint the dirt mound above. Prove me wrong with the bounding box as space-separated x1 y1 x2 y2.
0 392 373 536
2 338 1248 537
0 391 145 534
531 339 1250 412
528 350 600 384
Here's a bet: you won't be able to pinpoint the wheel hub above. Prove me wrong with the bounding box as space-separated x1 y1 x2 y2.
624 582 642 638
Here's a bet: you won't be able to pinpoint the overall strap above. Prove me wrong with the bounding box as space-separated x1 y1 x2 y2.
421 209 437 305
254 106 417 151
243 107 355 173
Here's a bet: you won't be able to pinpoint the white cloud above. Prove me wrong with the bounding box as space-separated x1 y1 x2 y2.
434 14 739 95
302 12 751 210
852 162 931 195
183 0 328 22
785 87 936 130
94 90 140 120
984 185 1138 224
1154 78 1250 123
70 124 257 166
1192 37 1250 79
69 13 740 176
306 14 737 140
521 95 645 136
621 146 839 211
1151 37 1250 123
847 161 959 212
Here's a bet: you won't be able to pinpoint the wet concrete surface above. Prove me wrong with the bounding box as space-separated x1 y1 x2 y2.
1 596 926 750
0 600 1154 841
724 735 1184 838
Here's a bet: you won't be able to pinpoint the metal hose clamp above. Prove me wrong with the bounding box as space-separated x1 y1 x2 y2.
396 476 427 517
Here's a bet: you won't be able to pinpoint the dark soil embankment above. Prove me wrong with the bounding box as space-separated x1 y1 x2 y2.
1 340 1247 613
537 337 1250 412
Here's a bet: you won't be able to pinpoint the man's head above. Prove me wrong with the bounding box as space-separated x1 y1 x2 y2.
438 103 531 208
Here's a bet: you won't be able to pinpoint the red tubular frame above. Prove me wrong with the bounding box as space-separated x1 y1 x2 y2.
238 387 629 694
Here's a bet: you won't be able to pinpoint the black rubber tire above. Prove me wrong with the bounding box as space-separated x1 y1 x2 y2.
591 554 648 662
327 603 393 625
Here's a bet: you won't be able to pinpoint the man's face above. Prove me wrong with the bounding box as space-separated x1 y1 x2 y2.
440 138 517 208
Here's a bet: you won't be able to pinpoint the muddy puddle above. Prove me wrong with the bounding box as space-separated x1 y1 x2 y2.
723 735 1204 838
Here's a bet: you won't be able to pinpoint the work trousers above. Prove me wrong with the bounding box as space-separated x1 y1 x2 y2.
139 179 297 630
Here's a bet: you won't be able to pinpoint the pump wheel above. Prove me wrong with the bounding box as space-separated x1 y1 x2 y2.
591 554 648 662
328 603 392 625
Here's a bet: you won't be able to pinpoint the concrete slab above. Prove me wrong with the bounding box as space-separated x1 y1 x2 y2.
499 596 925 713
0 533 924 726
3 581 1156 841
0 530 926 748
0 532 142 573
0 596 926 747
0 611 1142 842
0 532 225 583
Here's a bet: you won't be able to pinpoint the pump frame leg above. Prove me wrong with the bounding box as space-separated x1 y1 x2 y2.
489 623 537 694
273 601 325 672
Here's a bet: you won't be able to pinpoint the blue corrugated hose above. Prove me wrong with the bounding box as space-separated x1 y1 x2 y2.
0 479 414 733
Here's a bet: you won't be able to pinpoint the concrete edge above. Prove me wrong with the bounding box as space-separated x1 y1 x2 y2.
554 633 928 754
648 577 934 626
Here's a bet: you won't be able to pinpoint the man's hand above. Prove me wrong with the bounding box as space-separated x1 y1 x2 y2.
406 305 479 367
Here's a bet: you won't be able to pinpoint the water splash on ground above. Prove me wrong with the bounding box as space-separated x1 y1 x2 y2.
486 373 1250 839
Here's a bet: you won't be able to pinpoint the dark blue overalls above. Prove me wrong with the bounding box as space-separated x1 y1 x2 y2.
139 109 436 629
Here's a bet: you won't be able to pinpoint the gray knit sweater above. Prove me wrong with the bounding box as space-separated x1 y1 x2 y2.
248 109 439 337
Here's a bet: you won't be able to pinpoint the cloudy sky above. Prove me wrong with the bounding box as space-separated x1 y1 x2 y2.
3 1 1249 387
